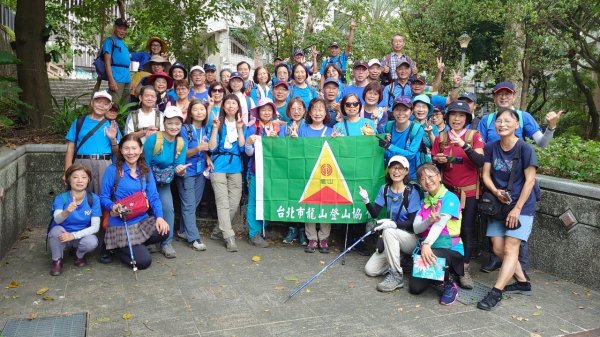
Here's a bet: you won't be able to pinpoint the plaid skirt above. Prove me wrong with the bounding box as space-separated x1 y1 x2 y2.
104 216 157 250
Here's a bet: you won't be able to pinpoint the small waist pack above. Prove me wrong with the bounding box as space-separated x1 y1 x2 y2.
152 165 176 184
412 245 446 281
479 190 513 220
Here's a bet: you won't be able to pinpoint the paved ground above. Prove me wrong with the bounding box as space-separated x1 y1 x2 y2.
0 226 599 337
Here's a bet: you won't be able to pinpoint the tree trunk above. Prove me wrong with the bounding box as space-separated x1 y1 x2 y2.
15 0 52 128
519 29 532 111
117 0 126 19
569 55 599 139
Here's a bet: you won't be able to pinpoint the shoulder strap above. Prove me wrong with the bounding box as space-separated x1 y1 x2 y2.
385 121 394 134
183 124 193 142
515 109 524 129
132 111 140 132
507 140 523 192
439 131 448 152
402 185 412 212
486 113 495 130
74 115 86 151
74 117 108 162
155 109 161 128
174 136 184 159
387 82 396 107
86 191 93 208
383 184 389 208
465 129 477 146
343 119 349 136
153 132 164 156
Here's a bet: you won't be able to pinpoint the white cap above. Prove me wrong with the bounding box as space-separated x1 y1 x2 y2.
163 106 184 120
387 155 409 169
368 58 381 67
189 65 205 74
92 90 113 102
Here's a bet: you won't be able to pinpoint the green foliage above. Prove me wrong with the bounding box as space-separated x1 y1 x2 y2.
0 51 29 128
49 94 89 136
536 136 600 184
115 102 138 129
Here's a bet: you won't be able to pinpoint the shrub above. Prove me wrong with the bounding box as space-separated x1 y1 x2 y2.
49 94 89 136
535 136 600 184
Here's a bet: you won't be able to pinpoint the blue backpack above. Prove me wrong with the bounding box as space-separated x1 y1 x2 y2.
93 37 116 81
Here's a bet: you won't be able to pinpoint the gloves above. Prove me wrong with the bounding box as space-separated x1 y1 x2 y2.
378 137 391 149
358 186 369 204
374 219 396 231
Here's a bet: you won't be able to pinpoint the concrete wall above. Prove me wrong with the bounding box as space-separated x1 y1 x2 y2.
0 145 599 290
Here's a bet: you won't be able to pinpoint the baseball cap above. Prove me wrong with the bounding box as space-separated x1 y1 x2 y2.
273 80 289 90
230 71 244 81
368 59 381 67
189 65 205 74
446 100 471 114
114 18 129 28
392 96 413 110
388 155 410 169
458 92 477 103
204 63 217 72
163 106 184 120
92 90 112 102
323 78 340 87
410 76 426 85
396 60 411 69
294 48 304 56
329 41 340 48
493 81 515 94
353 61 368 69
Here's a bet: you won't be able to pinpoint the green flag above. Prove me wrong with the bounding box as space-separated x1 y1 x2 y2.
255 136 385 224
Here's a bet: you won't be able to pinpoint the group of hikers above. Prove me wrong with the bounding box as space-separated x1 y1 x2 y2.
48 17 564 311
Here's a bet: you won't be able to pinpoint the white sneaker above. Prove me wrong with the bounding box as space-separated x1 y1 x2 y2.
191 240 207 251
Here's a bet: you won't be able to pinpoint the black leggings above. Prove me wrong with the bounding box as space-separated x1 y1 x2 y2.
113 231 168 270
409 248 464 294
461 197 478 261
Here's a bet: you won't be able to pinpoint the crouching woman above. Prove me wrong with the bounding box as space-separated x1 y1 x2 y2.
100 134 169 270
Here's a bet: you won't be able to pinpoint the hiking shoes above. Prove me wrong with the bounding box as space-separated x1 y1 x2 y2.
250 234 269 248
305 240 317 253
191 240 207 251
225 236 238 252
161 244 177 259
282 227 298 244
440 282 459 305
50 259 63 276
376 270 404 292
318 239 330 254
210 228 224 241
459 267 474 290
477 288 503 311
480 257 502 273
298 228 308 246
504 281 533 296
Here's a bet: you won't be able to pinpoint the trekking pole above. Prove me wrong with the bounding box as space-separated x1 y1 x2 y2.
341 223 349 265
285 229 373 303
118 208 138 280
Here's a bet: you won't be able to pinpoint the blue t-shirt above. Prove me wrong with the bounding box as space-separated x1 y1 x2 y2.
166 88 178 101
333 118 377 136
102 36 131 83
189 88 209 102
100 164 163 226
130 51 151 71
320 52 348 75
342 84 367 105
484 140 538 216
143 133 187 169
51 192 102 233
250 86 274 104
207 125 245 174
374 185 421 224
384 121 425 180
382 82 412 112
477 110 541 143
290 84 318 108
275 104 290 123
180 124 208 177
65 116 122 155
297 124 333 137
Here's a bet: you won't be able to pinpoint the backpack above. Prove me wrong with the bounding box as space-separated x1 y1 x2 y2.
438 129 478 153
385 121 422 151
153 131 185 159
485 110 524 131
385 81 413 111
132 109 161 132
93 37 116 81
46 191 94 250
182 124 193 142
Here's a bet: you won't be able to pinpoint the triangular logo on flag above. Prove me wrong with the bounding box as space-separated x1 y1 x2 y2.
299 140 353 205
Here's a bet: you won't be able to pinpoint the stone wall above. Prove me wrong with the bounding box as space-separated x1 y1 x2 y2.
0 145 599 290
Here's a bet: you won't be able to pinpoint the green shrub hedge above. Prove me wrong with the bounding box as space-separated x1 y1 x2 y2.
535 136 600 184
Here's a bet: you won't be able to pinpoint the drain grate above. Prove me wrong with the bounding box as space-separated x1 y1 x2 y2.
1 312 87 337
457 281 491 305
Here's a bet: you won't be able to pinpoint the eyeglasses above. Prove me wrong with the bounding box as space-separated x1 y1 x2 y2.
419 174 439 183
175 87 188 91
344 101 360 108
394 96 412 104
212 88 225 93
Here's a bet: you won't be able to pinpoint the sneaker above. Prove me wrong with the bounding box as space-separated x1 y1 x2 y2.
191 240 207 251
176 231 188 241
477 288 503 311
440 282 459 305
160 244 177 259
504 281 533 296
250 234 269 248
459 266 474 290
318 239 330 254
298 228 308 246
376 269 404 292
210 228 224 241
225 236 238 252
480 256 502 273
305 240 317 253
282 227 298 244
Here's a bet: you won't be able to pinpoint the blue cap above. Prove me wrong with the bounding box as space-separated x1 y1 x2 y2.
323 78 340 87
203 63 216 71
230 72 243 81
458 92 477 103
493 81 515 94
294 48 304 56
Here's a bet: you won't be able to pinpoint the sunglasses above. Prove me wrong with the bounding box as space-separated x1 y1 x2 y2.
212 88 225 93
344 101 360 108
394 96 412 104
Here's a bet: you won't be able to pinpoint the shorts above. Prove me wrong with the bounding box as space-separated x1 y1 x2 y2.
486 215 533 242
